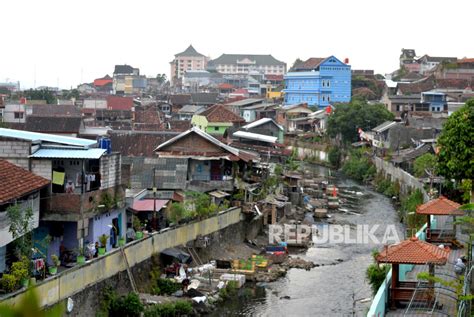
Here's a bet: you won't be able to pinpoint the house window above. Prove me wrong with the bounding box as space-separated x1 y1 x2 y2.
14 112 24 119
214 127 219 131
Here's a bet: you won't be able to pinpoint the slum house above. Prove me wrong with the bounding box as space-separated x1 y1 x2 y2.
0 160 50 271
276 104 313 132
25 116 83 137
225 98 265 119
239 117 284 143
177 105 205 121
361 120 438 156
168 94 192 115
0 128 125 266
191 104 245 136
154 127 259 193
108 130 177 190
95 109 133 130
133 104 162 131
128 198 170 231
190 93 219 106
240 103 277 123
229 131 289 164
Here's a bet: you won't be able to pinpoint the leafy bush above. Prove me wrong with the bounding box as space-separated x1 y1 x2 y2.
328 147 342 169
219 280 239 300
51 254 60 267
99 234 109 248
0 274 18 292
366 263 390 295
174 300 193 315
109 292 144 317
11 256 30 282
169 202 186 224
144 303 175 317
413 153 436 177
97 287 144 317
342 149 375 182
151 278 181 295
401 189 425 230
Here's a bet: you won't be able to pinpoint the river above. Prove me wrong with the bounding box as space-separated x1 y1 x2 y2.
212 165 404 316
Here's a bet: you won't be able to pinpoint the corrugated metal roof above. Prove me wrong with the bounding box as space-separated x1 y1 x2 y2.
0 128 96 148
233 131 277 143
242 118 283 130
371 121 397 133
226 98 264 107
30 148 106 159
130 199 169 212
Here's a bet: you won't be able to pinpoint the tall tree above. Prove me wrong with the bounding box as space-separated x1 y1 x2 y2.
156 74 167 84
289 58 304 71
327 98 394 144
436 99 474 201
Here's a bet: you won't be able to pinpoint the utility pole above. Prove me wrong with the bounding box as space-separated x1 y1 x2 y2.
152 167 157 231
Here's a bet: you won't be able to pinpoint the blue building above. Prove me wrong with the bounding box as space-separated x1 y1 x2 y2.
421 92 447 112
283 56 351 108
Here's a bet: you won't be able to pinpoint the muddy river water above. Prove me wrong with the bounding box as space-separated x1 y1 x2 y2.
213 165 404 316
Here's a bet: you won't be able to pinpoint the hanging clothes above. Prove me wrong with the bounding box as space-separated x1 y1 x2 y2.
52 171 65 185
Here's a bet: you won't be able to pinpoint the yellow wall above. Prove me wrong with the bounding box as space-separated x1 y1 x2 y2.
267 91 282 99
191 115 208 131
0 208 242 308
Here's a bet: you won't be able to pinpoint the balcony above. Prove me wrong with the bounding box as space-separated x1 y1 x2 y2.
44 185 125 221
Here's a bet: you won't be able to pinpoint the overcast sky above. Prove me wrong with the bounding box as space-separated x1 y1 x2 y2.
1 0 473 89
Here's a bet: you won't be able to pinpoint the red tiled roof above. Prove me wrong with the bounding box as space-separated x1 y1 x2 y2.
0 160 50 204
232 88 249 95
416 196 462 215
265 75 284 81
397 76 436 94
376 236 450 265
293 57 326 71
218 83 234 90
106 96 134 111
199 104 245 123
458 58 474 64
130 199 168 212
94 78 113 87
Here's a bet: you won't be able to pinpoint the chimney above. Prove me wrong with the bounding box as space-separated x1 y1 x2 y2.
344 58 349 64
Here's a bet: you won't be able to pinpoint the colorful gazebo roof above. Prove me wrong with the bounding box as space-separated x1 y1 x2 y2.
376 237 450 265
416 196 462 216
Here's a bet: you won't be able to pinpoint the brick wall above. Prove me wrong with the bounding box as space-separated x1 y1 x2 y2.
45 185 125 221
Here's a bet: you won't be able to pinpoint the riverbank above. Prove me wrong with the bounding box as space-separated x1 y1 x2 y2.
211 164 404 316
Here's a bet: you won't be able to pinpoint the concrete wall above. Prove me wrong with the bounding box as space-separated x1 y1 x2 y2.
0 139 31 169
31 159 52 180
0 207 242 308
100 153 121 190
373 156 429 200
83 99 107 110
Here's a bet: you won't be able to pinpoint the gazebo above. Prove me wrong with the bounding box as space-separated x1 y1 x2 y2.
376 236 450 309
416 196 463 244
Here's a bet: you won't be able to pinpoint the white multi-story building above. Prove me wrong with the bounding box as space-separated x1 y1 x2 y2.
170 45 209 86
208 54 286 76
